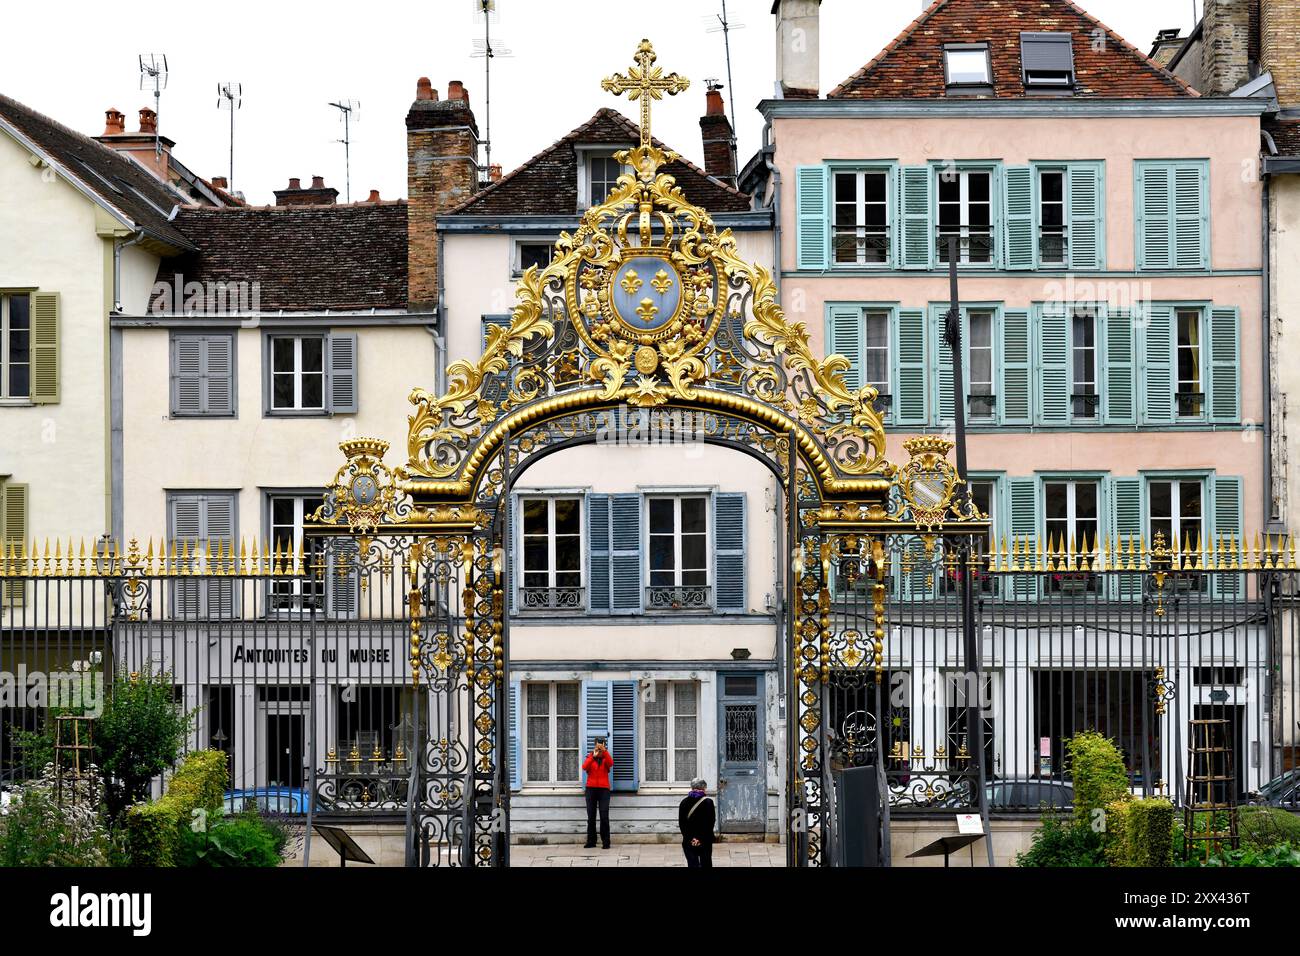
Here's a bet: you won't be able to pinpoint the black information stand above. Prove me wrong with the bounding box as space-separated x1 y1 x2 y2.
907 833 984 868
312 824 376 867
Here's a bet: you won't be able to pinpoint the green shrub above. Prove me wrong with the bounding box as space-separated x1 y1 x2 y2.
1240 807 1300 852
1106 798 1174 866
97 668 194 819
1016 813 1106 867
1066 731 1130 829
175 810 285 868
123 748 229 866
1196 843 1300 867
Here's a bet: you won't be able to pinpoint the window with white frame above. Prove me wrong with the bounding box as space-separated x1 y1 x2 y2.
967 308 995 420
832 170 890 266
1176 308 1205 419
1039 169 1066 264
648 496 709 599
514 240 555 277
0 293 30 400
587 155 623 208
1071 307 1099 420
943 44 992 89
519 497 583 608
267 494 325 612
269 335 325 412
1148 478 1204 552
969 479 997 593
524 681 580 784
1044 479 1100 591
937 170 993 264
863 309 891 403
643 681 699 783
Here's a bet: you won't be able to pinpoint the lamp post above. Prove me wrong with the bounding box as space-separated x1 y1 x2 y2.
943 235 995 867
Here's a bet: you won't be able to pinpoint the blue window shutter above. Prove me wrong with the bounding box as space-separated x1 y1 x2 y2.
611 680 638 792
1174 163 1209 269
1141 304 1175 425
1000 309 1031 425
587 494 611 611
1103 307 1136 425
900 166 933 270
1037 302 1069 425
826 305 864 390
581 680 611 786
1067 163 1104 271
795 165 828 270
1137 163 1172 270
508 681 521 791
327 333 359 413
1208 306 1240 423
1003 166 1034 270
1211 475 1244 599
900 535 934 601
894 308 928 426
610 493 642 612
480 315 512 403
1008 477 1040 599
933 306 955 429
713 493 746 613
1110 477 1143 599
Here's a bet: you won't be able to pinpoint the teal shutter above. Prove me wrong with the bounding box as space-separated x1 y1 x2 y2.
1000 309 1031 425
1208 306 1240 423
713 493 746 613
610 493 642 612
1008 477 1040 599
587 494 611 611
1103 308 1136 425
611 680 638 792
1068 163 1104 271
1211 475 1244 598
1140 304 1175 425
894 308 928 426
1174 163 1209 269
1137 163 1172 270
900 166 933 270
1037 302 1070 425
327 333 359 414
1004 166 1034 270
508 681 521 791
795 165 828 270
1110 477 1144 599
826 305 864 390
900 536 934 601
933 306 955 428
580 680 611 786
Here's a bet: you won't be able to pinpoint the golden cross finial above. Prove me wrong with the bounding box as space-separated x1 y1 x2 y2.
601 39 689 153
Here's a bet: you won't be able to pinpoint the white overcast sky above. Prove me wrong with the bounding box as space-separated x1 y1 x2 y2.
1 0 1203 205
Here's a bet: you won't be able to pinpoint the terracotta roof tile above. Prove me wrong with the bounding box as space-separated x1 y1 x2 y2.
829 0 1194 100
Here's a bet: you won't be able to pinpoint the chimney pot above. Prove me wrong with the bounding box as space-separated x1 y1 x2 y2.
138 107 158 134
416 77 436 101
311 175 325 189
489 164 502 182
705 88 726 116
447 80 468 104
288 177 302 190
367 189 381 202
103 108 126 135
212 176 228 189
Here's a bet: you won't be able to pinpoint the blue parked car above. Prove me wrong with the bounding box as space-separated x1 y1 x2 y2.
223 787 311 816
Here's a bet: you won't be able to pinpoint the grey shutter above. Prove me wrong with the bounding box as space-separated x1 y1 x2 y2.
172 336 204 415
170 495 203 617
481 315 511 404
205 494 236 618
610 680 638 792
205 335 235 415
587 494 611 611
713 493 746 613
328 537 360 618
610 494 642 613
1021 32 1075 73
581 680 611 786
172 335 234 416
1003 166 1034 270
508 681 521 791
327 333 359 414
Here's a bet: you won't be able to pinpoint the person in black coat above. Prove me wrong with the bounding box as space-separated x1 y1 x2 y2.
678 777 716 868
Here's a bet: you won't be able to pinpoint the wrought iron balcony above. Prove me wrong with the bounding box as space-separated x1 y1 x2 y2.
832 227 891 266
645 585 712 611
517 586 586 611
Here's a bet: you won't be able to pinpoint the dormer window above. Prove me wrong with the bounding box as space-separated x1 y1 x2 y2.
576 147 632 211
943 43 992 93
1021 32 1075 91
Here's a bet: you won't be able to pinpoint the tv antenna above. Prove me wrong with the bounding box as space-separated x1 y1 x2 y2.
328 99 359 202
137 53 169 161
216 82 241 191
471 0 513 178
704 1 744 131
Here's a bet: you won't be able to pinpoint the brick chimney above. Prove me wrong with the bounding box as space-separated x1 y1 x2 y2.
773 0 821 98
1201 0 1254 95
93 105 174 181
699 85 737 187
407 76 480 313
273 176 339 206
212 176 229 190
1261 0 1299 106
366 189 382 202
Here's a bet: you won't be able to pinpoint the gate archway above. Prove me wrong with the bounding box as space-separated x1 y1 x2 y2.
307 40 985 866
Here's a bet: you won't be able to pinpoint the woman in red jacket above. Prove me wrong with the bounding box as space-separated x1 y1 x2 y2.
582 736 614 849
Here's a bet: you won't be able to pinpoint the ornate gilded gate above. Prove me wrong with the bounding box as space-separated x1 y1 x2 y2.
306 40 984 866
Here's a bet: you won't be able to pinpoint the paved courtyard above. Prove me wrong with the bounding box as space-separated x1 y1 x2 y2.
509 842 786 867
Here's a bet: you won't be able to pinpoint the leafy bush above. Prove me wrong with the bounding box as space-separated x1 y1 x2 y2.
1066 731 1130 829
175 810 286 868
97 668 194 819
1196 843 1300 867
0 764 110 867
1016 813 1106 867
1240 807 1300 851
123 749 228 866
1105 798 1174 866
